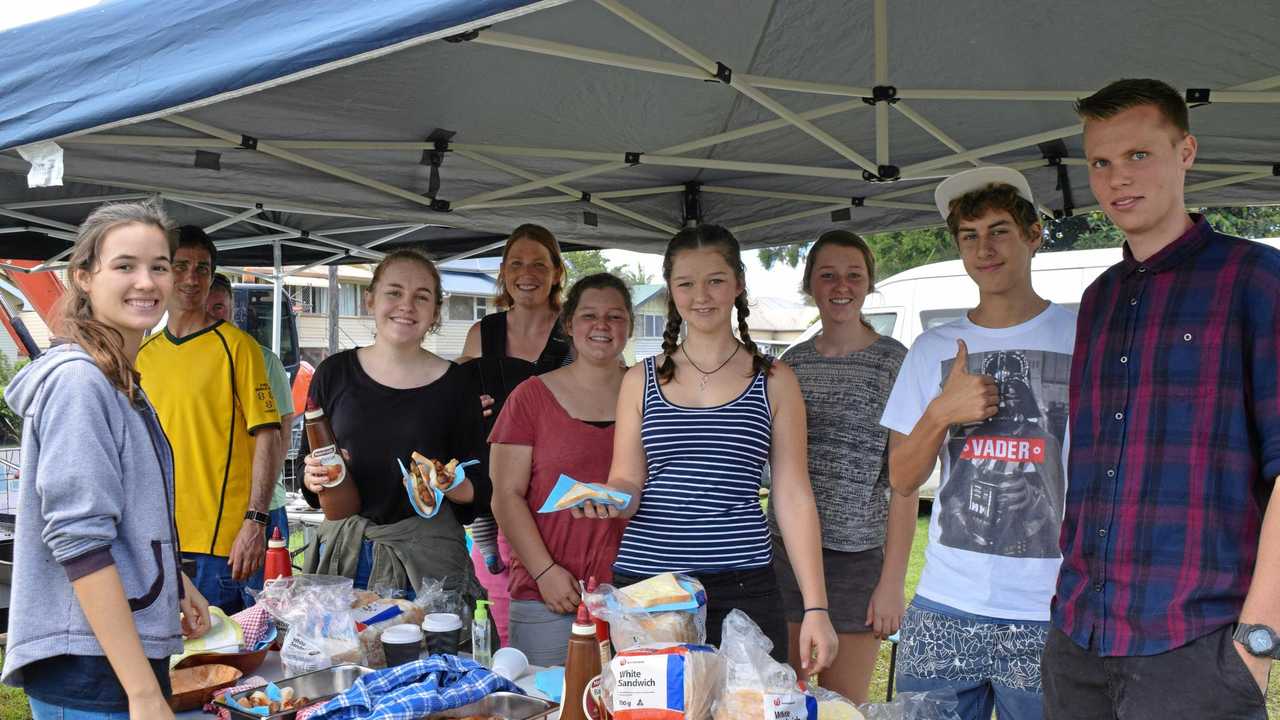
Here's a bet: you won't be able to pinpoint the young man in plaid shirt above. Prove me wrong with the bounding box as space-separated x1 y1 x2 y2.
1043 78 1280 718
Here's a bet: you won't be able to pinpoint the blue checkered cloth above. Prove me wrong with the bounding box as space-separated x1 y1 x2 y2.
310 655 524 720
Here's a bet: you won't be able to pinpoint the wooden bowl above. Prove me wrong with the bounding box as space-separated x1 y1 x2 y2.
168 663 243 712
173 644 271 675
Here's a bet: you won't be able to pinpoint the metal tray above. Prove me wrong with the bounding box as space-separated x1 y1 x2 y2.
215 664 374 719
430 692 558 719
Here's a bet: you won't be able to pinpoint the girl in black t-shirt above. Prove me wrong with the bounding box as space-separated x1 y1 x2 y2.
301 250 491 591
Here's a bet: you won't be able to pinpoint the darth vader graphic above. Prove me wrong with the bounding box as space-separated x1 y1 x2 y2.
938 349 1069 558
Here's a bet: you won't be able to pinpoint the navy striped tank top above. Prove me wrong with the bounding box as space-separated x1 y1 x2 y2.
612 355 774 575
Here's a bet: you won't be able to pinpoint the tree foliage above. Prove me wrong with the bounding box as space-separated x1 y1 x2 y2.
757 206 1280 279
564 250 655 288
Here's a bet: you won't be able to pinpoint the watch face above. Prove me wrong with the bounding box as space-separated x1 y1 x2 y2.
1247 628 1274 654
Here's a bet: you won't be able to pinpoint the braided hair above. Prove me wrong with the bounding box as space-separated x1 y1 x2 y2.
656 224 772 385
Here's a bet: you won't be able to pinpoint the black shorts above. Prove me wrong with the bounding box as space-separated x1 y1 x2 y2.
772 536 884 634
612 566 787 662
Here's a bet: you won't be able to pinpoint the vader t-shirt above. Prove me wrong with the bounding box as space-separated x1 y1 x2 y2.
881 304 1075 621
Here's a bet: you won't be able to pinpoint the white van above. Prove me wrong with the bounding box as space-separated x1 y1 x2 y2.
792 237 1280 497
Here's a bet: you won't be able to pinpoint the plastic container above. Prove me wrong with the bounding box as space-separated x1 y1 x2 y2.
472 599 493 668
560 603 602 720
304 406 359 520
264 527 292 581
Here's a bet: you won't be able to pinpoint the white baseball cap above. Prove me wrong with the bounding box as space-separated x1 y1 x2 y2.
934 166 1036 221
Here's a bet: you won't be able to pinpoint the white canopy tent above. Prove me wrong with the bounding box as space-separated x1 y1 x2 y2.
2 0 1279 352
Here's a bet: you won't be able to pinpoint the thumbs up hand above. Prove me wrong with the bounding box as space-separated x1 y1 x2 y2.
933 340 999 426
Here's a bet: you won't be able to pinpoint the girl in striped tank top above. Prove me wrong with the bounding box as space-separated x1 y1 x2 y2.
575 225 837 672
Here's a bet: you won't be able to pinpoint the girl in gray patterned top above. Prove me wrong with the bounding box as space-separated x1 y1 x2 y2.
769 230 918 704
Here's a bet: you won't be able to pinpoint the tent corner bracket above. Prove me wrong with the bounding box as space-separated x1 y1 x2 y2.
862 85 898 106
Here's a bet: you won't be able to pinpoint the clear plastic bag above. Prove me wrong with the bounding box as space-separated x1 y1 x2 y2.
255 574 364 675
859 691 961 720
713 609 814 720
584 573 708 650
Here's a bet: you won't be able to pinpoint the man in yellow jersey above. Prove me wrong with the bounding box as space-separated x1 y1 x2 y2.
138 226 282 614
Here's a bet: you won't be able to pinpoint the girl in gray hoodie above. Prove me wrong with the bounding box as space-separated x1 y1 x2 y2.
1 201 210 720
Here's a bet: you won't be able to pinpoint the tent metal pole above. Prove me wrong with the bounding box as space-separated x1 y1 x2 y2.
453 162 627 207
362 225 428 249
271 241 282 355
166 196 386 260
204 206 262 234
452 98 866 206
222 266 276 283
596 185 686 199
440 239 510 265
1182 171 1275 195
454 149 677 235
215 234 299 250
0 208 79 232
702 185 934 212
874 0 890 166
461 196 581 211
2 193 149 209
902 124 1082 175
731 204 850 234
593 0 879 174
164 115 447 213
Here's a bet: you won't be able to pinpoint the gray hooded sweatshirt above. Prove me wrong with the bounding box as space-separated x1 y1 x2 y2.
1 344 184 686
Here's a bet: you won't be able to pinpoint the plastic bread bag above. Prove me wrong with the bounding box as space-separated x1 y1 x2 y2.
400 455 480 519
713 609 816 720
414 574 488 648
603 643 724 720
537 473 632 513
584 573 708 650
809 686 866 720
254 574 364 675
859 690 961 720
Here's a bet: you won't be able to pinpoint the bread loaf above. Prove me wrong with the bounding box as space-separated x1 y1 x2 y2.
604 644 723 720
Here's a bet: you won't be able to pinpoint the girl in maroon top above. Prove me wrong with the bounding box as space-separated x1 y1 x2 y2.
489 273 632 664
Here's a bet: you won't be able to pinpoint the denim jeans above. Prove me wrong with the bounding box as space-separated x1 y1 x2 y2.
29 697 129 720
183 507 289 613
895 595 1048 720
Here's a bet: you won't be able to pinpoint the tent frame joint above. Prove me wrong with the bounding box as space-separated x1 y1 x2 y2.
1186 88 1211 105
862 165 901 182
430 198 452 212
580 191 592 202
682 181 703 225
713 61 732 84
851 196 865 207
446 27 486 43
238 134 258 150
1273 163 1280 176
862 85 899 106
625 151 642 165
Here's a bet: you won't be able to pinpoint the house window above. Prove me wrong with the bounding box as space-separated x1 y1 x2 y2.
639 314 665 338
338 283 364 316
448 295 489 322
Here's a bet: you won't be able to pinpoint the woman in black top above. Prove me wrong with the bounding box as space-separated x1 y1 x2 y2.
459 223 569 643
302 250 490 593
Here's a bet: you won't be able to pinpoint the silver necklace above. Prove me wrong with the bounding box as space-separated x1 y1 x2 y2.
681 342 741 391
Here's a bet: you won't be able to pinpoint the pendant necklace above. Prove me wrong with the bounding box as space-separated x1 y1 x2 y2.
681 342 741 391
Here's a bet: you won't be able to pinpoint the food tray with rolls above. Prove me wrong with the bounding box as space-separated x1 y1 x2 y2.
215 664 374 719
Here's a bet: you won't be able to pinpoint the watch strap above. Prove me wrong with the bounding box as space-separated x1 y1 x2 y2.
1234 623 1280 658
244 509 271 526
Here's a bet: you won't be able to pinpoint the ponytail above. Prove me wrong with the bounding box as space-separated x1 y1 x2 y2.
656 295 683 384
733 294 772 378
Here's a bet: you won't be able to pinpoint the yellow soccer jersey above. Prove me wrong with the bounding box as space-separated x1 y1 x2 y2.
138 320 279 557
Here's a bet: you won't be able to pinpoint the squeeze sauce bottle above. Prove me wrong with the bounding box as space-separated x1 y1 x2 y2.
263 527 292 581
560 603 602 720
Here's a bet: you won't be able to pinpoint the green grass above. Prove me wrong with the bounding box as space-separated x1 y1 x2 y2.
0 512 1276 718
865 510 1280 717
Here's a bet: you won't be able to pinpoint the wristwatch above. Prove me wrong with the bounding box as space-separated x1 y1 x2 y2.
244 510 271 527
1233 623 1280 658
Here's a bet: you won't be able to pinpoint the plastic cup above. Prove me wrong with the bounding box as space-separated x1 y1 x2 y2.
492 646 529 681
381 623 423 667
422 613 463 656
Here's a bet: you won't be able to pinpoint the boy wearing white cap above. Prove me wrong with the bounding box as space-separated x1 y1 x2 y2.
879 166 1076 720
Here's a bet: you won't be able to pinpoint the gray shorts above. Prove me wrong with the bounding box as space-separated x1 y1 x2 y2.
772 536 884 634
508 599 574 666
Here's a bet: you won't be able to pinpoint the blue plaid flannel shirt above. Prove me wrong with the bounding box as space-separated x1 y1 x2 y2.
311 655 524 720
